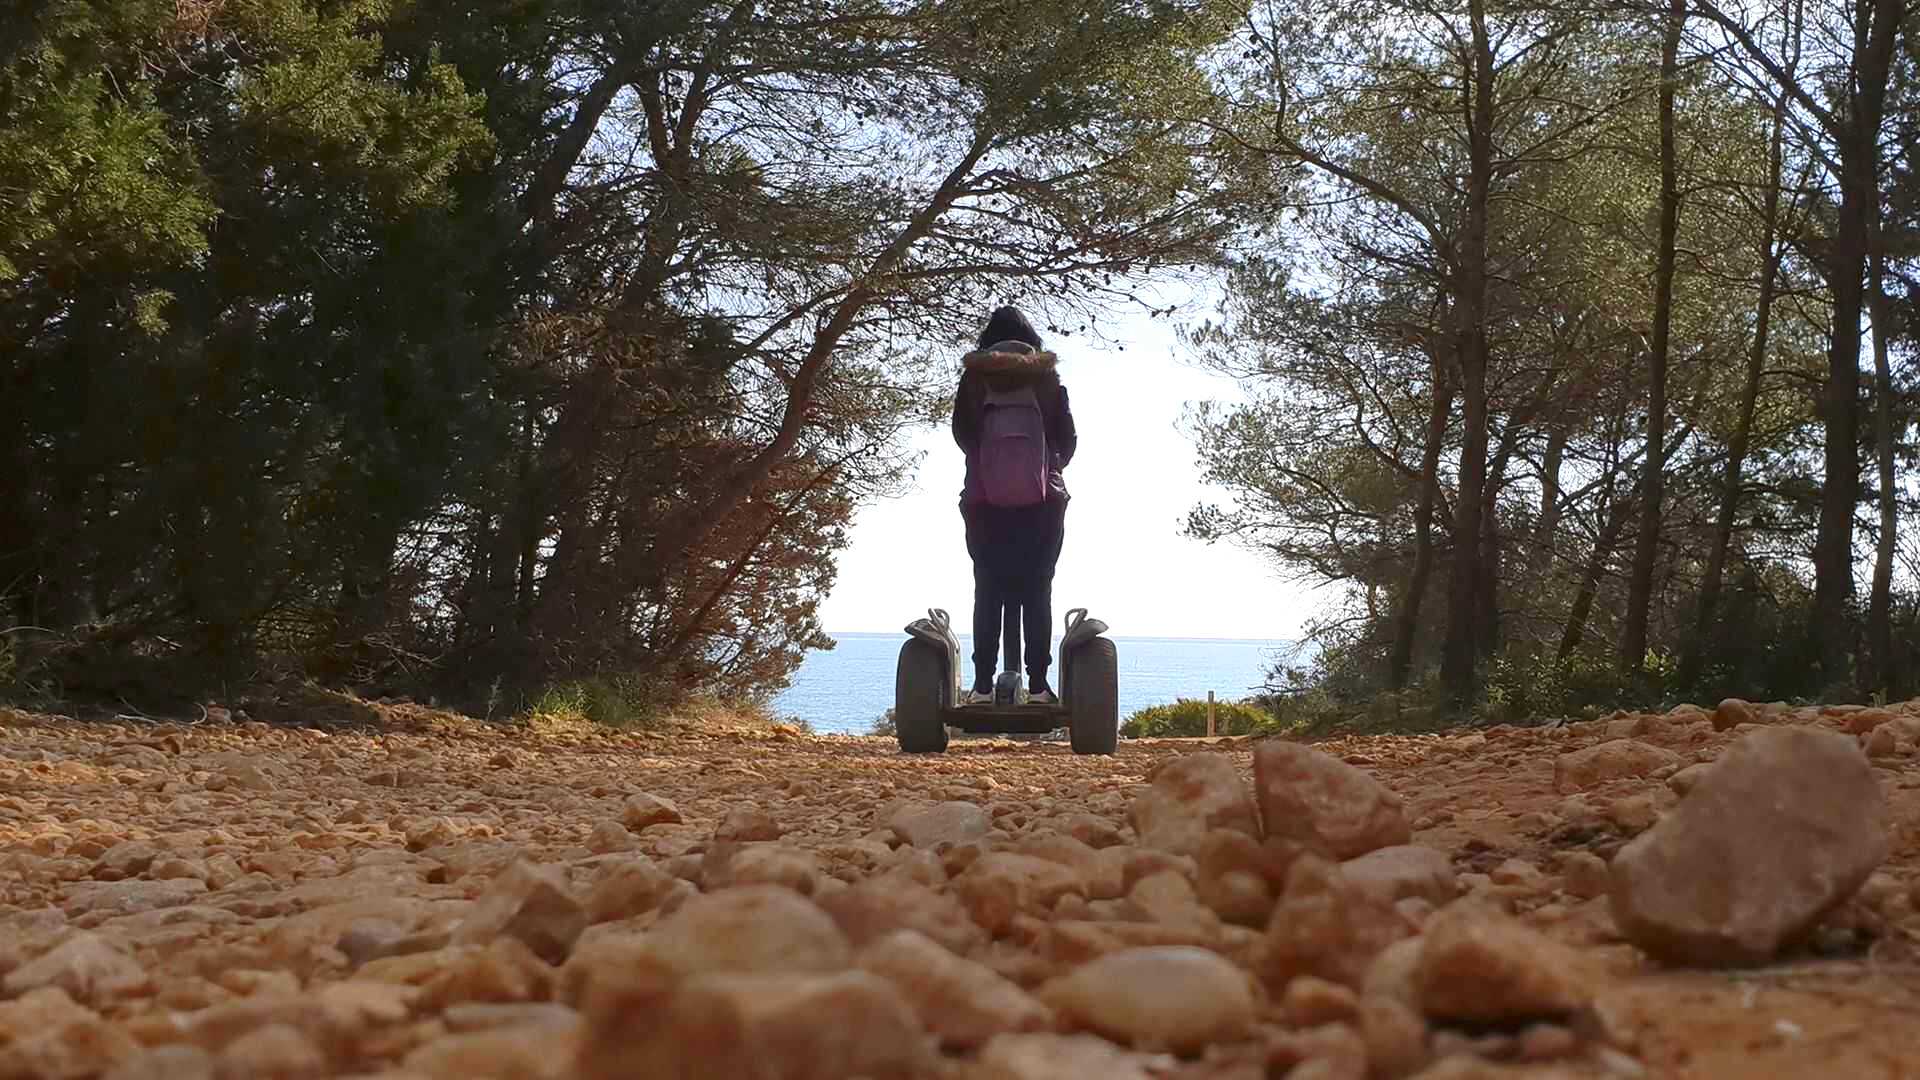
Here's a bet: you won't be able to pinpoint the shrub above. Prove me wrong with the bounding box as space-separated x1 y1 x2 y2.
870 708 896 737
1121 697 1271 738
525 675 663 729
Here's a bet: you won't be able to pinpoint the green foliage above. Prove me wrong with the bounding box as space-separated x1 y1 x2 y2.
1121 696 1272 738
526 676 667 730
870 708 896 737
1479 652 1645 725
0 0 1243 718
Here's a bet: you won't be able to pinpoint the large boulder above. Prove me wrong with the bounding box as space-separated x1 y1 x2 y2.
1609 726 1888 966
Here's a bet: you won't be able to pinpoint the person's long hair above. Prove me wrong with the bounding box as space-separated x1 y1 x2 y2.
977 305 1043 351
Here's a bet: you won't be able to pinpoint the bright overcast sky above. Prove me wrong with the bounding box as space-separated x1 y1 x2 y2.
815 292 1327 640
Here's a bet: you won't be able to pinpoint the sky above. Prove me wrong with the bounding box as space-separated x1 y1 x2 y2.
814 293 1329 641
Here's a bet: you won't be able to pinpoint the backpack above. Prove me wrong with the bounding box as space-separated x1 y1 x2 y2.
976 383 1050 507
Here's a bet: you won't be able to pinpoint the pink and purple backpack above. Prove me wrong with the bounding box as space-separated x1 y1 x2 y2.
976 384 1050 507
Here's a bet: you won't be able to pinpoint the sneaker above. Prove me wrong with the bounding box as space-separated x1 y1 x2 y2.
961 689 994 705
1029 688 1058 705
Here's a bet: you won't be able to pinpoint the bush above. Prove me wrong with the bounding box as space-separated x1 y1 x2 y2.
1121 697 1272 738
869 708 896 737
525 675 665 729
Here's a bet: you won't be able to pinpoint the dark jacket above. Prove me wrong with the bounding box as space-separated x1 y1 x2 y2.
952 340 1076 504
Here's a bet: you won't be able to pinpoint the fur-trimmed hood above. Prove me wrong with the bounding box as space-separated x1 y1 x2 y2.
962 340 1058 374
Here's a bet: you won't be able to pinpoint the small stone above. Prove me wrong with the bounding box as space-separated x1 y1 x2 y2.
1711 699 1754 731
1395 896 1436 927
61 878 207 918
215 1023 324 1080
104 1046 217 1080
1553 740 1681 793
817 876 985 956
364 939 551 1008
405 817 459 852
92 841 158 881
621 793 683 830
887 801 993 849
1267 1022 1370 1078
3 931 146 1004
1193 830 1282 926
0 987 142 1079
150 857 210 881
710 844 822 896
1340 846 1458 906
857 929 1052 1049
405 1023 581 1078
1128 753 1260 857
1359 995 1430 1079
1119 846 1201 891
221 762 275 792
573 969 928 1080
1016 831 1109 896
1516 1022 1579 1060
953 853 1086 935
974 1033 1155 1080
1282 975 1360 1027
440 1001 576 1033
1610 726 1889 966
1415 908 1593 1023
583 857 680 924
1489 858 1546 890
1038 946 1255 1053
1630 713 1671 739
714 807 782 843
1667 763 1712 796
1266 855 1413 988
1060 813 1125 849
1361 936 1425 1007
1865 725 1898 758
1846 708 1895 734
1254 741 1410 859
639 884 850 976
452 860 587 964
1559 851 1610 900
1606 794 1659 833
585 820 636 854
1122 869 1219 933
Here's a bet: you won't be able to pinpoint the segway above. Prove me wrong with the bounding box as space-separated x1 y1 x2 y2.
893 606 1118 755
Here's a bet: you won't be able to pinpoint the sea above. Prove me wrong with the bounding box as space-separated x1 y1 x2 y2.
771 632 1300 735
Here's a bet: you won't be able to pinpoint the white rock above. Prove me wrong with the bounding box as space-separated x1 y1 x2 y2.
1039 946 1255 1053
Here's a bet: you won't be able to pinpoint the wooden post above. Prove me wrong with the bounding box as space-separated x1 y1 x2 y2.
1207 691 1216 738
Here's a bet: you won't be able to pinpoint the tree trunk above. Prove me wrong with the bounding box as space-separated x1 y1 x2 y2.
1389 360 1455 689
1682 86 1787 689
1477 431 1518 660
1620 0 1683 674
1809 0 1901 687
1866 240 1896 695
1530 428 1567 580
1440 0 1496 707
1560 494 1634 663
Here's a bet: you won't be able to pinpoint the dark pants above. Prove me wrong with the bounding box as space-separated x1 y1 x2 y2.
962 499 1066 691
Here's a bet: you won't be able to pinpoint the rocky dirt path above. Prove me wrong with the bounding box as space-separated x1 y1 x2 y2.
2 699 1918 1079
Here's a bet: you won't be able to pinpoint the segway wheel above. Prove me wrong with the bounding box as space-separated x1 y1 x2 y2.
894 640 950 754
1067 636 1118 755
